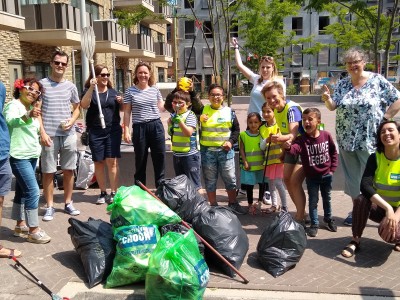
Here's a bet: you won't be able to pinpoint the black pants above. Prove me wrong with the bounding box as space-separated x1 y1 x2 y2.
132 119 165 187
243 183 267 205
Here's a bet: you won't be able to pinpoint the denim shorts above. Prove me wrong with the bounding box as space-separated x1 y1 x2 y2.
89 126 122 162
201 148 236 192
0 157 12 196
41 134 77 173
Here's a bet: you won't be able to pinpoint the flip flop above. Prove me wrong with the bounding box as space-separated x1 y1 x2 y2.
0 245 22 258
394 244 400 252
265 205 280 214
341 240 360 258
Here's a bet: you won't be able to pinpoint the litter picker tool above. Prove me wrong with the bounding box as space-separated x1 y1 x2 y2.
136 180 250 284
9 256 70 300
80 26 105 129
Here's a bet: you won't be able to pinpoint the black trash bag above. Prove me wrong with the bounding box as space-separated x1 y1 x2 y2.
161 223 205 257
156 175 209 223
68 217 116 288
257 211 307 277
192 206 249 277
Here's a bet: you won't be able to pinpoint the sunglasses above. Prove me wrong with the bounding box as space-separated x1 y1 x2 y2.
53 61 68 67
24 85 41 96
260 56 274 62
99 73 111 78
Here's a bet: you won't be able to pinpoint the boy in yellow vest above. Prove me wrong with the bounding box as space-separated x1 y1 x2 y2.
167 91 201 190
199 84 247 214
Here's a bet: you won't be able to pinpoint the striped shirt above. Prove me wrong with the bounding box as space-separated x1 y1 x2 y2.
174 111 199 157
124 86 163 124
40 77 80 137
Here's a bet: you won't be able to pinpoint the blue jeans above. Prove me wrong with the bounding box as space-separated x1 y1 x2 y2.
201 148 236 192
306 173 333 226
10 157 39 210
173 152 201 190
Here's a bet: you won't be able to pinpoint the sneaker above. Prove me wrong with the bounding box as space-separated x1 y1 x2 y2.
343 212 352 226
236 189 246 196
262 191 272 205
325 219 338 232
42 207 55 221
281 206 289 213
64 202 80 216
107 192 116 204
96 191 107 205
27 229 51 244
228 202 248 215
307 225 319 237
14 225 29 237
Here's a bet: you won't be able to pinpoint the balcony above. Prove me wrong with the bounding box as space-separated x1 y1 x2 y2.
19 3 83 46
0 0 25 30
113 0 154 12
93 20 130 53
117 33 155 58
147 42 172 62
142 1 172 25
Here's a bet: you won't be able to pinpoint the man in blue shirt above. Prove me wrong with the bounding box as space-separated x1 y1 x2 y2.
0 81 21 258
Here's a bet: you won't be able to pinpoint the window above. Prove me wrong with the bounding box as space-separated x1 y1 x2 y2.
158 68 165 82
201 0 209 9
157 33 164 43
318 48 329 66
203 47 213 68
319 16 329 35
167 24 172 42
292 17 303 35
230 18 238 38
291 44 303 66
184 0 194 9
115 69 124 94
184 47 196 69
203 21 213 39
140 25 151 36
184 21 195 39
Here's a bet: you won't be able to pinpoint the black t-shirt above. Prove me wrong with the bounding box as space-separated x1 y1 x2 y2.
82 88 121 129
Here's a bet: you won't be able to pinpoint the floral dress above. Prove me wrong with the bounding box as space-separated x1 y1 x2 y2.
333 72 400 153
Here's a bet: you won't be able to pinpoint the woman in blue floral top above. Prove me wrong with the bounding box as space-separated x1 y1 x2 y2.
322 48 400 226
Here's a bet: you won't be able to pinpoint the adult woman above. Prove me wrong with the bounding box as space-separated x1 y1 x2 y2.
261 81 306 223
322 48 400 226
81 65 123 204
123 62 166 188
341 121 400 258
4 78 51 244
232 37 285 116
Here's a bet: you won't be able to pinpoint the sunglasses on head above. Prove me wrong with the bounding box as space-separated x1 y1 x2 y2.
24 85 41 96
99 73 111 78
53 61 68 67
260 56 274 62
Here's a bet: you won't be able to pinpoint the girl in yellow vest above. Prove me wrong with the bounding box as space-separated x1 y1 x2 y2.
341 121 400 258
238 112 264 213
260 103 288 213
167 91 201 190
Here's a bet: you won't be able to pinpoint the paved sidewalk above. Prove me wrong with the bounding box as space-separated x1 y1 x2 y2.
1 187 400 300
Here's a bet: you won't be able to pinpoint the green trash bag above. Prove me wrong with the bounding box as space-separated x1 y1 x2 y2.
107 185 181 229
105 224 160 288
145 229 209 300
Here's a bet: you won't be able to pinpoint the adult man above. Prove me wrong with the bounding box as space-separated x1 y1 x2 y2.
0 80 21 257
39 49 81 221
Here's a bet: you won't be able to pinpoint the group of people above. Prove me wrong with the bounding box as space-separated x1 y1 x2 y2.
0 43 400 259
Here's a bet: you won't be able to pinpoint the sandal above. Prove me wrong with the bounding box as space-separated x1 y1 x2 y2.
394 244 400 252
265 205 280 214
341 240 360 258
0 245 22 258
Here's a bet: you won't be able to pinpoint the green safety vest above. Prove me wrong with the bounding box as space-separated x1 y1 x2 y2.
274 100 302 135
373 152 400 207
239 131 264 171
171 110 198 153
200 105 232 147
259 123 282 166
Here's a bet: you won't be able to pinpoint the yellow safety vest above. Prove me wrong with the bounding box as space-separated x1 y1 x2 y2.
259 123 282 166
274 100 302 135
171 110 198 153
239 131 264 171
373 152 400 207
200 105 232 147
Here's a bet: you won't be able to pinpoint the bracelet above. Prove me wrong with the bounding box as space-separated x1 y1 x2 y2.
234 46 238 50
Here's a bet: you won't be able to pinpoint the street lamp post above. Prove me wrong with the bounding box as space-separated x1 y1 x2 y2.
379 49 385 76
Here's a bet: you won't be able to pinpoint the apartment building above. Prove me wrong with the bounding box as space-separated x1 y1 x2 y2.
0 0 173 98
177 0 400 92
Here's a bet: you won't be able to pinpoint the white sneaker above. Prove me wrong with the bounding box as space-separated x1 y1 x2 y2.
27 229 51 244
42 207 55 221
262 191 272 205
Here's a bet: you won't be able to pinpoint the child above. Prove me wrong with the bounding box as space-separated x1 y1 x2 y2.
260 102 288 213
199 84 246 214
167 91 201 190
284 107 338 237
238 112 265 212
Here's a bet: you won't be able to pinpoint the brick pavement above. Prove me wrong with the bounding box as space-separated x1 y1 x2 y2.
1 187 400 299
